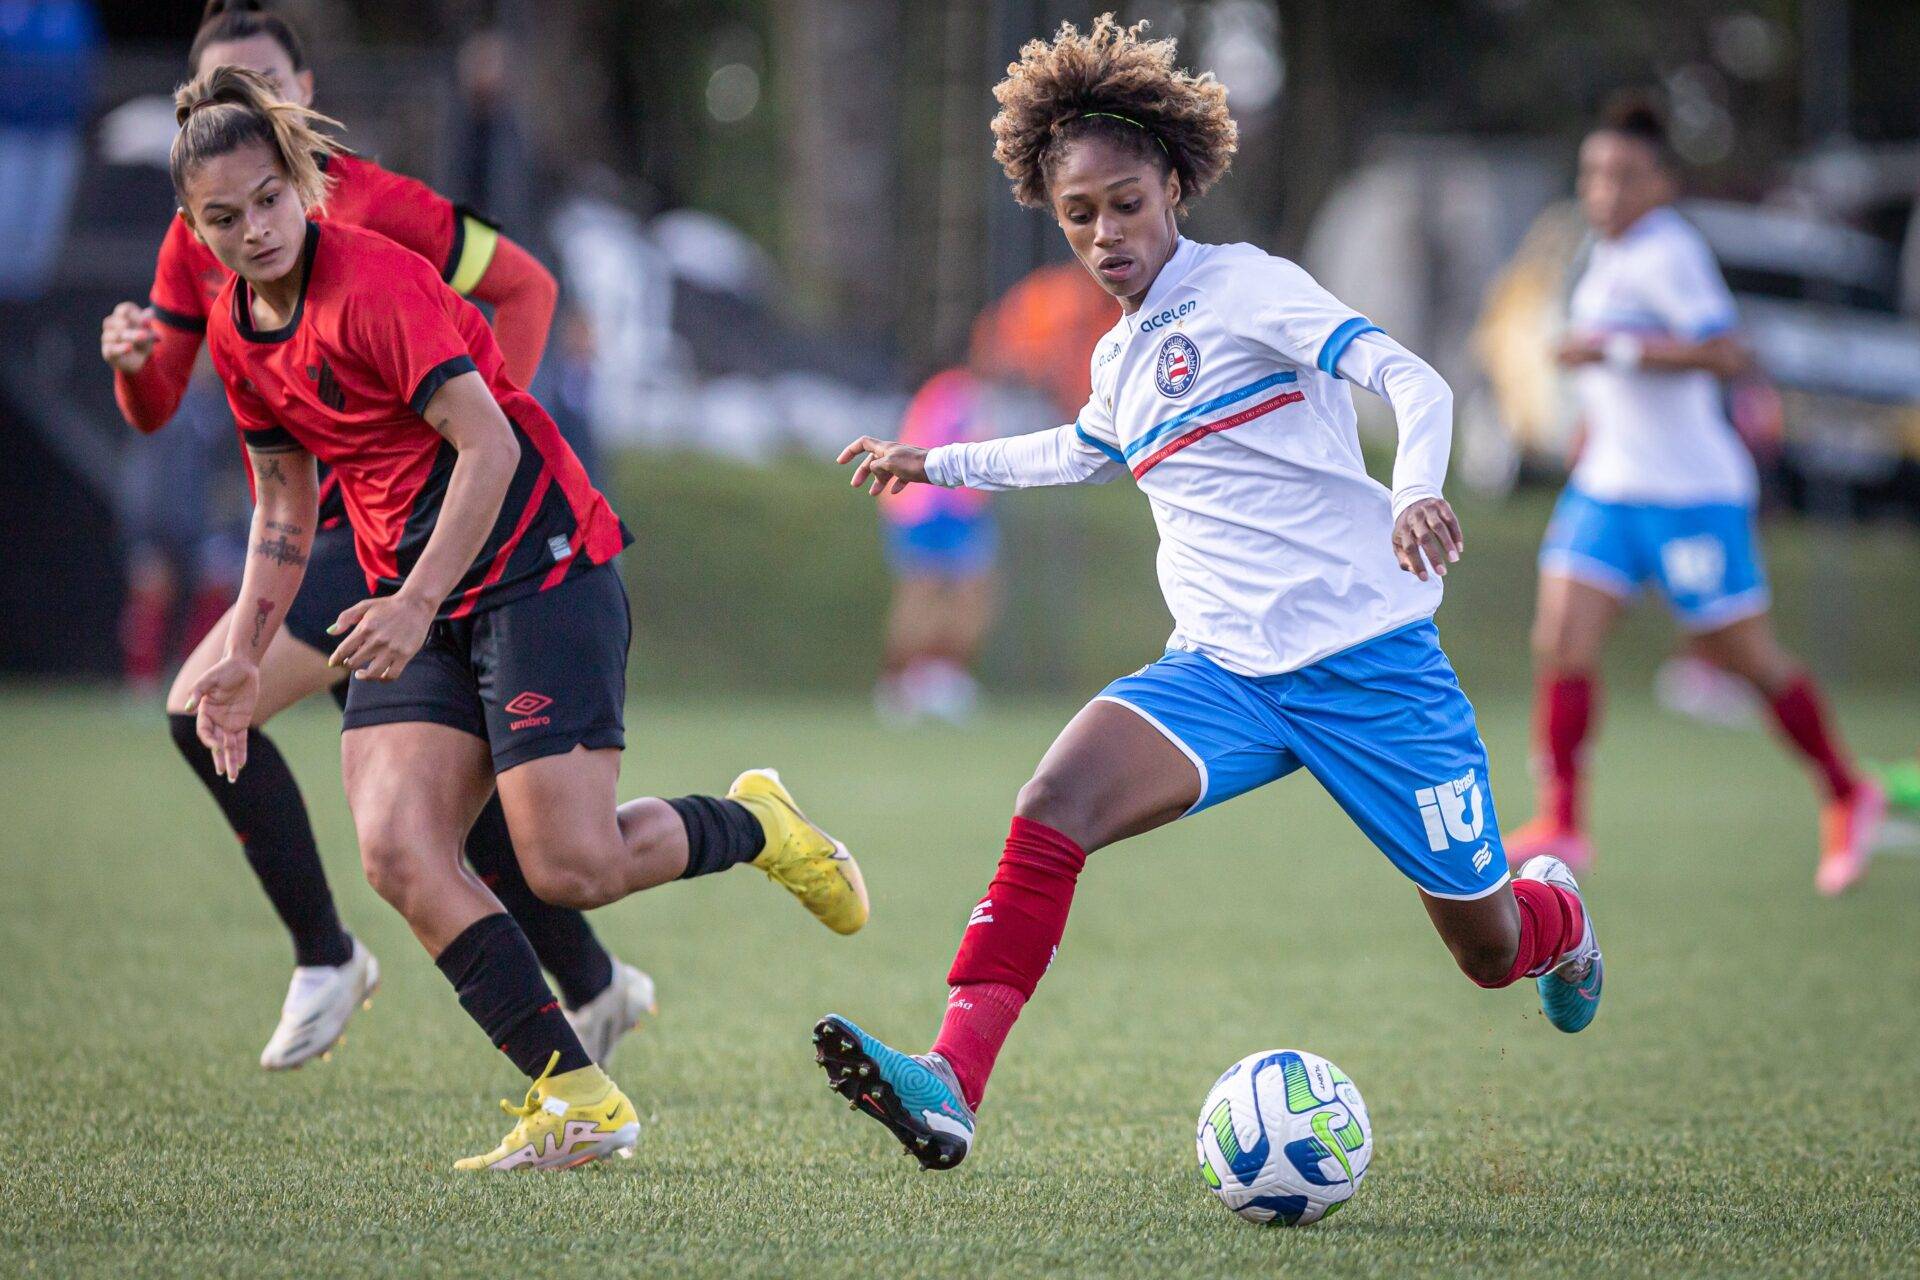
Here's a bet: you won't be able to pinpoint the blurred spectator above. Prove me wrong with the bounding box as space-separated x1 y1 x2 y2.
875 368 997 725
444 28 531 238
541 306 603 486
969 261 1114 422
0 0 98 298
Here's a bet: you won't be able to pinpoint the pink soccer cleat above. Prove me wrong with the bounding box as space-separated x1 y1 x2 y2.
1502 817 1594 875
1815 778 1885 897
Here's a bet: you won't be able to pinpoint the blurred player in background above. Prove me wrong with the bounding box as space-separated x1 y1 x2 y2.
822 16 1603 1172
1503 95 1883 895
169 68 867 1167
875 367 998 723
97 0 653 1075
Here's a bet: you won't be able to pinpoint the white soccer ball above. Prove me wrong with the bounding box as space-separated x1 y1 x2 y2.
1194 1049 1372 1226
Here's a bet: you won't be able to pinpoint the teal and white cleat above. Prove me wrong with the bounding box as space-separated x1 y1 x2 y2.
1517 855 1603 1033
813 1014 975 1170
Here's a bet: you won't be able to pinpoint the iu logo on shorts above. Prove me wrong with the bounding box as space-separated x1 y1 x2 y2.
1155 333 1200 398
505 691 554 731
1413 769 1485 853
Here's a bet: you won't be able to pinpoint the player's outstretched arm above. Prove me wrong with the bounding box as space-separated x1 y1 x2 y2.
187 445 320 780
1334 330 1463 579
468 234 559 387
840 424 1120 496
329 371 517 682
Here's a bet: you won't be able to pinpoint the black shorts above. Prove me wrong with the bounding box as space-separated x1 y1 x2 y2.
340 561 631 773
282 524 369 652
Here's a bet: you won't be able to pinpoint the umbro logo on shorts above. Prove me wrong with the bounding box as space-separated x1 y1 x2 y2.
505 691 554 731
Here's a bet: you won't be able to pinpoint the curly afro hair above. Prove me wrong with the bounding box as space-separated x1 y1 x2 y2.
991 14 1237 212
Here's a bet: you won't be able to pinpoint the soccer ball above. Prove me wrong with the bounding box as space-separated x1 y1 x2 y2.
1194 1049 1372 1226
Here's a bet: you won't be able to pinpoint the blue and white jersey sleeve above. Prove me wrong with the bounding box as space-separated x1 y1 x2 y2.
924 418 1124 490
1233 255 1383 377
1231 256 1453 519
1638 224 1740 340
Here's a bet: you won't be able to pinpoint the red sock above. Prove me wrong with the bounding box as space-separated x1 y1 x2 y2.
1766 675 1857 803
1535 673 1596 830
931 983 1024 1110
932 816 1087 1108
1476 878 1587 988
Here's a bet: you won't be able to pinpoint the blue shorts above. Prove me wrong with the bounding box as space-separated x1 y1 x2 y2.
1539 488 1768 630
1096 620 1508 900
885 511 997 577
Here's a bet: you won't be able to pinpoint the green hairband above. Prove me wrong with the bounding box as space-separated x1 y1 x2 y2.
1072 111 1170 156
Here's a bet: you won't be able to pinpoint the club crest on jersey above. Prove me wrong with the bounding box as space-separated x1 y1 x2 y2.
1155 333 1200 398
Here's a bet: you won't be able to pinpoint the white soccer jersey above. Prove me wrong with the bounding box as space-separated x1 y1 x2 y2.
925 237 1452 678
1566 206 1756 506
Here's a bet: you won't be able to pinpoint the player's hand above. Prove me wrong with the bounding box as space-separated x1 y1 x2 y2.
1555 334 1604 366
101 302 158 375
185 657 261 782
327 593 434 682
1393 497 1464 581
838 437 928 496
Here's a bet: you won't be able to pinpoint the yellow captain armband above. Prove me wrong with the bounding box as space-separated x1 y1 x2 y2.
446 210 501 296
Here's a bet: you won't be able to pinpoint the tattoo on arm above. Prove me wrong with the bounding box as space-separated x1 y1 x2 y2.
263 519 306 536
251 534 308 568
255 456 287 485
248 596 273 650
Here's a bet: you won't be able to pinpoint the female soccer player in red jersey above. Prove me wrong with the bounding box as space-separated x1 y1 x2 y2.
169 67 867 1169
96 1 651 1076
1501 96 1882 894
816 18 1599 1176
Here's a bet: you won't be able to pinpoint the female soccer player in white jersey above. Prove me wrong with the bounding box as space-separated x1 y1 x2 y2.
1501 96 1882 895
814 16 1603 1172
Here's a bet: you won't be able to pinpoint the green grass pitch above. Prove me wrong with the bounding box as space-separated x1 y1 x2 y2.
2 688 1916 1277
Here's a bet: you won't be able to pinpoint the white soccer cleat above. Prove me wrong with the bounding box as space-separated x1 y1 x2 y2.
564 961 658 1065
259 938 380 1070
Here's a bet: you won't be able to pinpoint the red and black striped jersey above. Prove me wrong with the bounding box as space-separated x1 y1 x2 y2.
206 222 628 619
144 151 502 527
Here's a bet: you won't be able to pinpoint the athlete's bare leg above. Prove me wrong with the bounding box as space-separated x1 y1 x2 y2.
340 721 500 952
1531 571 1626 677
166 599 342 720
1010 698 1201 852
491 747 691 909
1687 611 1798 696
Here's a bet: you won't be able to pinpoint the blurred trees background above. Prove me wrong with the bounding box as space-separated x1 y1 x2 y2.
103 1 1920 369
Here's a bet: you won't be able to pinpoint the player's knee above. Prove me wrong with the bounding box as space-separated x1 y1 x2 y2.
1453 934 1520 988
519 848 615 910
1013 772 1092 842
358 828 427 909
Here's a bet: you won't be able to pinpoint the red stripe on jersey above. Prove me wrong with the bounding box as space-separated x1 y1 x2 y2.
446 466 553 619
1130 390 1304 479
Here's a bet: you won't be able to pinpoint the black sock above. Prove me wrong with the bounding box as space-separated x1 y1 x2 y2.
168 713 353 968
669 795 766 879
434 913 592 1077
465 795 614 1009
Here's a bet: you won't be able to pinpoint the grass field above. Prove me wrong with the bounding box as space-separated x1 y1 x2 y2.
3 686 1918 1278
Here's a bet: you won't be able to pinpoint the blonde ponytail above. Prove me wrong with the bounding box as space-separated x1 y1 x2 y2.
170 65 343 215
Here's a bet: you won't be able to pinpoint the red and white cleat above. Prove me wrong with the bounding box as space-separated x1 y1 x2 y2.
1815 778 1885 897
1502 818 1594 875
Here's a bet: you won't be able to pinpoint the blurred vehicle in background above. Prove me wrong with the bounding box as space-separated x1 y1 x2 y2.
1467 198 1920 518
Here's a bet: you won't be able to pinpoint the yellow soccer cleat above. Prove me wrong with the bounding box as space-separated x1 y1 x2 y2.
729 767 868 935
453 1053 640 1172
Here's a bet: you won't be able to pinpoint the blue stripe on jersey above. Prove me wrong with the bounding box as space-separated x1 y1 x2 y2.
1076 420 1126 465
1123 371 1299 462
1316 317 1382 375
